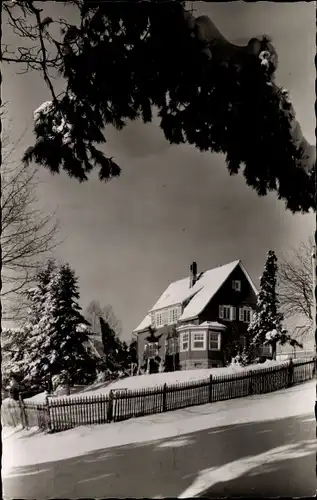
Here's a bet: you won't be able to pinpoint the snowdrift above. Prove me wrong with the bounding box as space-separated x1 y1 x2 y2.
24 358 295 403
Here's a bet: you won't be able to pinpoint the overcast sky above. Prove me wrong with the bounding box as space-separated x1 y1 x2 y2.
2 2 315 341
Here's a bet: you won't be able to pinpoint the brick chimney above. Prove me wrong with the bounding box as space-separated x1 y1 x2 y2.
190 261 197 288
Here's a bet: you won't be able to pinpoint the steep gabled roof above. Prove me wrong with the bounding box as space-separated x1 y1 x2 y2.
133 260 258 332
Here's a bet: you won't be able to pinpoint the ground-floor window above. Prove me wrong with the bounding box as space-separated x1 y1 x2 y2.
145 342 159 358
165 336 179 355
209 331 221 351
191 331 206 350
180 332 189 352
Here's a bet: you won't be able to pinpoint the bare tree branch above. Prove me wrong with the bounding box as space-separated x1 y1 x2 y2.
1 108 61 321
277 238 314 341
85 300 122 337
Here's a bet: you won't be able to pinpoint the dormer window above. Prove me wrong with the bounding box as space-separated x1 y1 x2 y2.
169 307 180 324
232 280 241 291
155 311 165 327
154 306 181 328
219 305 236 321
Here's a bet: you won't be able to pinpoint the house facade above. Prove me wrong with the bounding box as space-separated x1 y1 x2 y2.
133 260 271 371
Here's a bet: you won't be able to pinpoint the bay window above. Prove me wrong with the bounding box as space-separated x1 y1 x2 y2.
209 331 221 351
180 332 189 352
191 331 206 350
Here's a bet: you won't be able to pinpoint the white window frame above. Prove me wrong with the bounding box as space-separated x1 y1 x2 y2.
151 312 155 328
239 307 252 323
168 306 180 324
155 309 168 328
232 280 241 291
219 305 236 321
191 331 206 351
180 332 189 352
209 331 221 351
156 311 163 327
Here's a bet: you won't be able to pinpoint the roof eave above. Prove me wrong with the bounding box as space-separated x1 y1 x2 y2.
238 260 258 296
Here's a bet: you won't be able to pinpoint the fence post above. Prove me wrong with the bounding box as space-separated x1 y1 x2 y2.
45 396 52 432
248 371 253 395
162 383 167 412
287 358 294 387
18 393 27 429
208 375 213 403
107 390 114 422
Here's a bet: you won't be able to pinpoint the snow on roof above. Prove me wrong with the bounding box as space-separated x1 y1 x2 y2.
200 321 227 329
134 259 258 332
133 314 151 333
179 260 241 321
149 276 200 311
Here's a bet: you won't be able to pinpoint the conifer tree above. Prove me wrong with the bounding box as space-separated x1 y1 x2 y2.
246 250 302 362
23 262 98 390
4 260 58 390
100 316 123 376
2 2 313 212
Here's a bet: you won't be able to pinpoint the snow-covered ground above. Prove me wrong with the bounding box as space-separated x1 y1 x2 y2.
2 380 315 499
24 359 296 403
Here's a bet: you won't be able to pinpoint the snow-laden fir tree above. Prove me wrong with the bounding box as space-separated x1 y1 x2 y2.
245 250 302 363
2 327 28 390
2 260 58 391
23 262 98 392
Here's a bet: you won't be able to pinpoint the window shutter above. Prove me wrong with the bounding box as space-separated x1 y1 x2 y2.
239 307 244 322
232 280 235 290
231 307 236 321
219 305 224 319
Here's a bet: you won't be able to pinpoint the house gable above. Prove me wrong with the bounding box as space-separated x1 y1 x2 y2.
198 263 258 325
180 261 257 322
133 259 258 332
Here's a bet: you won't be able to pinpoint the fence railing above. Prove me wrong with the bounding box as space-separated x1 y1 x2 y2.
2 358 315 433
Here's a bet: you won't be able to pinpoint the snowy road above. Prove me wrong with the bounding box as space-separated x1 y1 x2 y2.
3 381 316 498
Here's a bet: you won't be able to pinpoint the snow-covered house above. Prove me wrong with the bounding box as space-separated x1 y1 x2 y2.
133 260 269 370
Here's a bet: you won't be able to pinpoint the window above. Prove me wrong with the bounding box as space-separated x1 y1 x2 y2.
232 280 241 291
180 332 189 352
165 336 179 355
219 305 236 321
155 307 180 328
209 331 221 351
151 312 155 328
156 312 163 327
239 307 252 323
191 332 206 350
146 342 159 358
155 309 168 328
168 307 180 324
